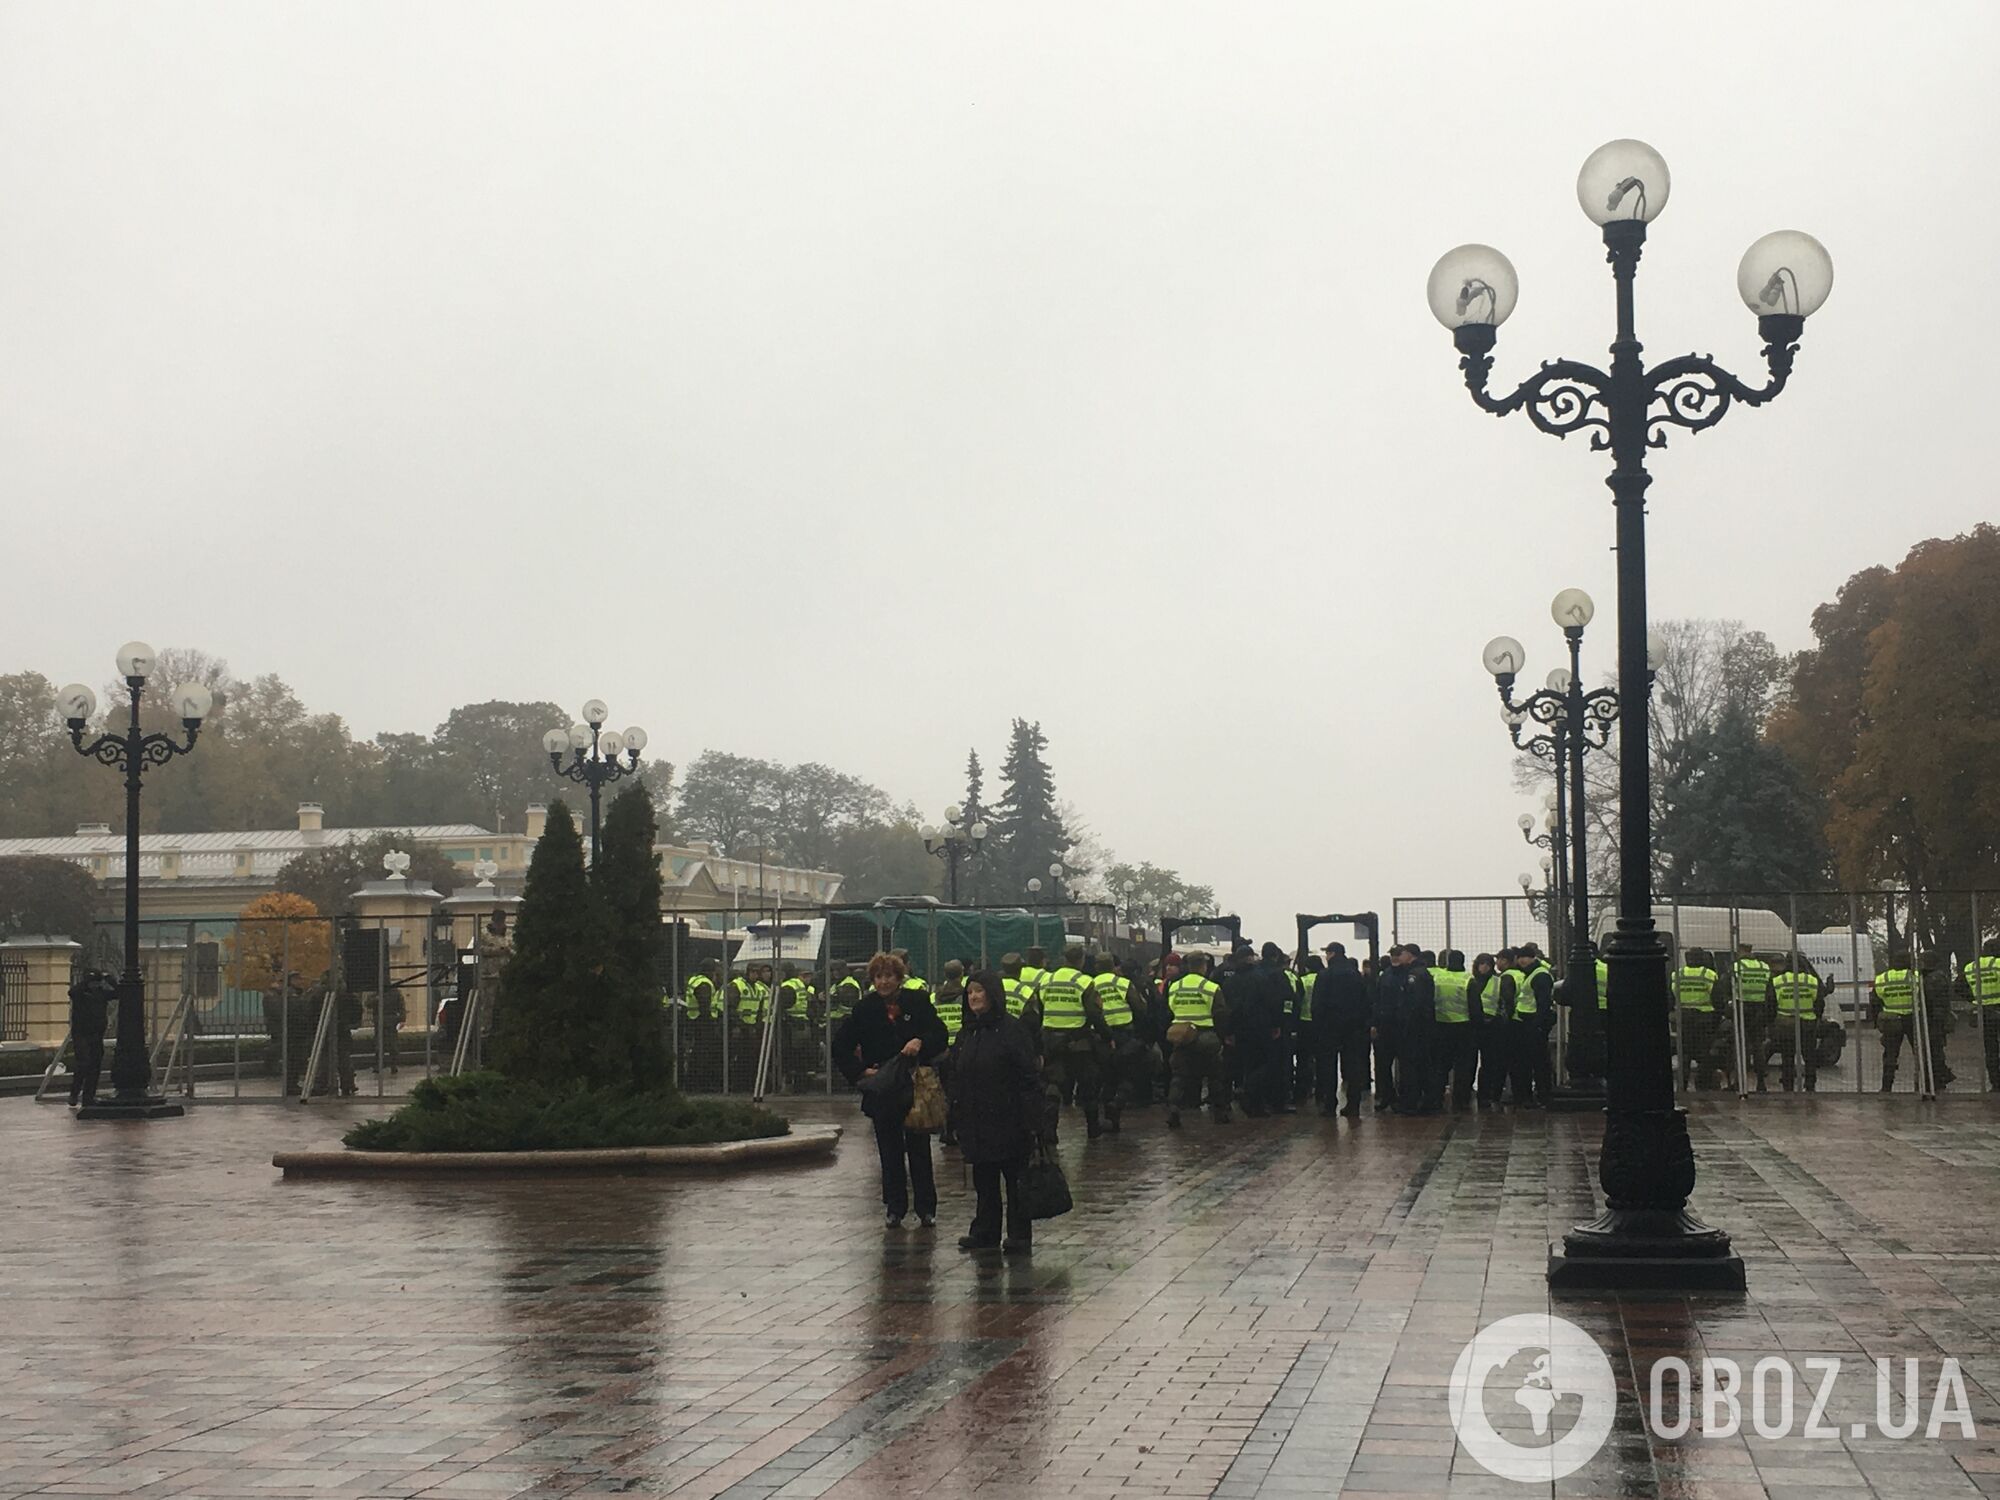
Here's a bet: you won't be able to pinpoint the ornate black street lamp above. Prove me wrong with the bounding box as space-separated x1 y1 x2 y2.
57 643 212 1119
1432 138 1831 1290
921 805 987 905
1519 803 1564 953
542 698 646 864
1485 590 1622 1082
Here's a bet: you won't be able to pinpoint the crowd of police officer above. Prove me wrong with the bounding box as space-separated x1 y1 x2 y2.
1672 936 2000 1093
664 932 2000 1117
666 936 1580 1125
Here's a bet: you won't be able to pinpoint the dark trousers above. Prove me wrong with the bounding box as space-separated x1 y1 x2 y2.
1325 1023 1370 1112
1239 1044 1285 1114
1373 1025 1399 1108
1983 1009 2000 1089
1477 1018 1509 1103
1759 1012 1818 1090
1510 1019 1548 1104
1398 1021 1435 1111
1291 1027 1316 1103
969 1157 1030 1245
1680 1009 1719 1090
1431 1023 1477 1110
872 1112 936 1219
69 1032 105 1105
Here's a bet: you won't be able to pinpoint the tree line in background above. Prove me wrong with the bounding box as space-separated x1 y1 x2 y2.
1513 523 2000 931
0 660 1215 911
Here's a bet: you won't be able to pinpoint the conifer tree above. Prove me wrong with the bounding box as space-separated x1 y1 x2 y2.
488 800 605 1087
988 719 1071 898
592 785 674 1090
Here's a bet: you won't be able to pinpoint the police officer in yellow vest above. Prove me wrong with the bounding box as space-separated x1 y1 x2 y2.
829 966 863 1027
1764 955 1823 1092
1674 948 1722 1092
1731 945 1774 1090
1470 952 1509 1107
727 963 770 1091
1164 951 1230 1128
1872 954 1919 1092
1427 950 1477 1112
1089 953 1144 1132
999 952 1039 1032
933 960 968 1041
1039 945 1108 1137
1964 939 2000 1090
678 960 722 1092
1501 946 1554 1107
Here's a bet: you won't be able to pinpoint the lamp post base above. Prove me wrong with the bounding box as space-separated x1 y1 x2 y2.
1548 1208 1745 1291
77 1095 186 1121
1547 1081 1605 1113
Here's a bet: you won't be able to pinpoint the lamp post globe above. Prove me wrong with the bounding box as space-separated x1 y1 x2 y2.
1482 635 1526 680
1551 587 1595 630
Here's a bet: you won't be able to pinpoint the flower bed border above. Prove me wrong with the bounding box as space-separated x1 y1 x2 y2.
273 1123 840 1177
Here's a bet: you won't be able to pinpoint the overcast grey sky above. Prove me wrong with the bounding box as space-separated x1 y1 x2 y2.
4 3 1995 942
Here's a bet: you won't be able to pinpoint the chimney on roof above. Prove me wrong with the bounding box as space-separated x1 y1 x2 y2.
298 802 324 834
525 803 548 841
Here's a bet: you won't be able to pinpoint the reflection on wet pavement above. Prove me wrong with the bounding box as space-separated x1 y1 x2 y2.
5 1094 2000 1497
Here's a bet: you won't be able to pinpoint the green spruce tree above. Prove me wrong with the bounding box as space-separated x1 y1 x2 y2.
592 785 674 1091
488 800 608 1087
988 719 1070 899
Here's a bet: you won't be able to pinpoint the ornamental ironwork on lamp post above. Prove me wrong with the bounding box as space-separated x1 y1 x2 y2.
1431 139 1831 1290
57 643 213 1119
1518 806 1565 954
921 806 988 905
542 699 645 866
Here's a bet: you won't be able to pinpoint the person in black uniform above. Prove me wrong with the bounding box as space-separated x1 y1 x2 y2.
1313 942 1372 1118
66 967 115 1108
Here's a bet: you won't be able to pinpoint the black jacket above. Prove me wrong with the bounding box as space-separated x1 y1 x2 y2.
832 990 949 1086
1312 959 1371 1030
944 1006 1042 1164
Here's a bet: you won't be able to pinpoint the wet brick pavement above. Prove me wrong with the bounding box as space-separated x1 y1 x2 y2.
8 1094 2000 1497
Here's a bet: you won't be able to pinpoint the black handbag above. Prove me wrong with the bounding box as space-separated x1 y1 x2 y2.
1018 1144 1073 1220
856 1054 913 1122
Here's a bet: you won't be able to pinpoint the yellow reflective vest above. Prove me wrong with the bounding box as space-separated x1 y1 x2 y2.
1038 967 1088 1031
1092 972 1135 1028
1876 969 1915 1016
1675 966 1718 1013
1167 973 1219 1028
1964 956 2000 1005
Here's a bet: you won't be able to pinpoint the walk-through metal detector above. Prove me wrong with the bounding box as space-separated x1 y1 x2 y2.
1160 915 1243 957
1296 913 1381 971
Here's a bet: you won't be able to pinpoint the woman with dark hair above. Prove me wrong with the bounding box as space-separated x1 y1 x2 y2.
834 951 950 1229
945 969 1043 1255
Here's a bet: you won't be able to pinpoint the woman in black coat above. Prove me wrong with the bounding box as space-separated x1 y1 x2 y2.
833 952 950 1229
945 970 1043 1254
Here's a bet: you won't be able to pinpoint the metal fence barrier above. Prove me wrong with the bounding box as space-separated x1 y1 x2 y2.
1393 890 2000 1099
25 901 1121 1105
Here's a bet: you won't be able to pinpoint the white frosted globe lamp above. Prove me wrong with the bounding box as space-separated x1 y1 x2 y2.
1551 588 1595 630
173 683 213 722
1577 139 1670 225
581 698 609 726
57 683 97 723
1738 231 1833 320
1427 244 1519 330
1483 636 1526 680
116 641 156 680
